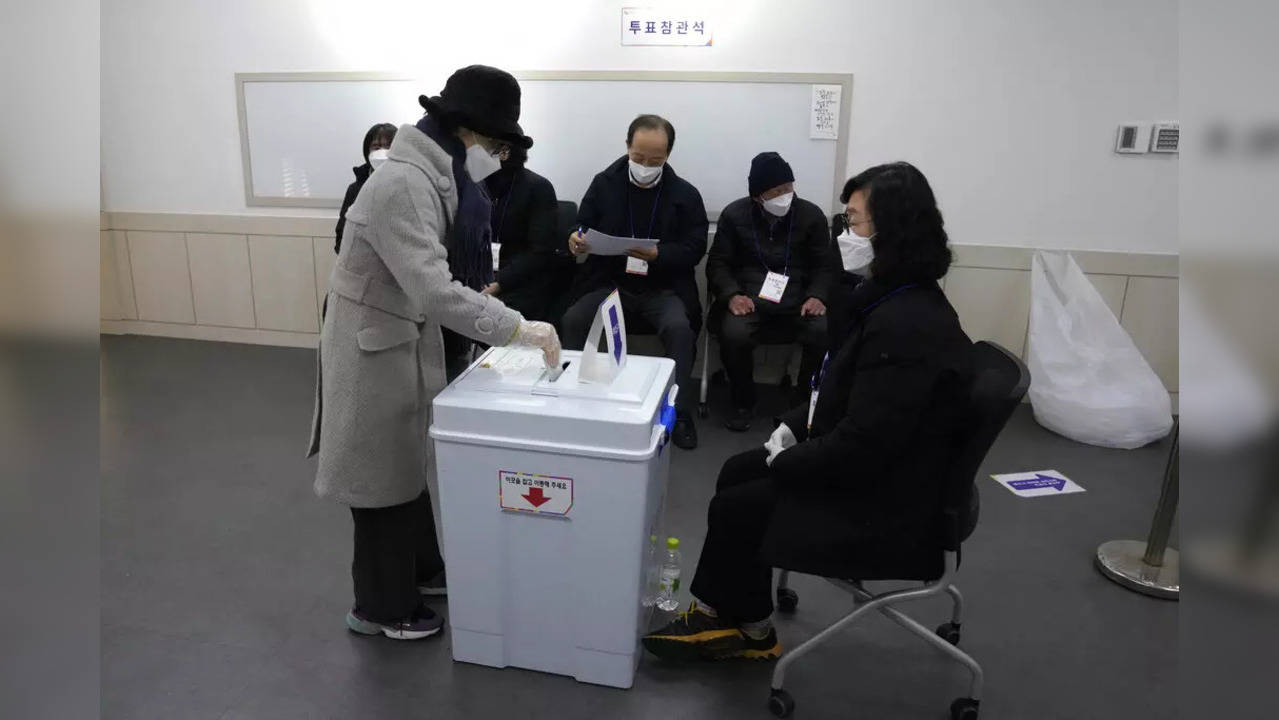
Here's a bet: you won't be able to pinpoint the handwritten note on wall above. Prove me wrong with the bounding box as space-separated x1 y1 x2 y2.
810 84 841 140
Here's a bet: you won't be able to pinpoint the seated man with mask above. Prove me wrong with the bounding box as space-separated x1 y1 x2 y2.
562 114 708 449
706 152 838 431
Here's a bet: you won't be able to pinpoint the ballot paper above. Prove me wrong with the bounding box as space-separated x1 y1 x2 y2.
582 229 659 256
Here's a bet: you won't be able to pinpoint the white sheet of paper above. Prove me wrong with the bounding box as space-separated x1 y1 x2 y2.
990 470 1086 498
582 229 659 257
626 256 650 276
490 242 501 272
759 272 790 303
810 84 842 140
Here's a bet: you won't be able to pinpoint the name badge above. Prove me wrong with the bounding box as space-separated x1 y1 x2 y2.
626 256 650 276
807 389 819 430
759 271 790 303
490 242 501 272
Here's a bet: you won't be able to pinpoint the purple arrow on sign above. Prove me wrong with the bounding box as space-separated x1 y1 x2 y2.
1008 473 1067 492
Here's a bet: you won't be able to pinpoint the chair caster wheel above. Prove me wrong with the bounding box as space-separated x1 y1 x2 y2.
950 697 980 720
697 403 710 419
935 622 961 646
776 587 799 613
768 689 795 718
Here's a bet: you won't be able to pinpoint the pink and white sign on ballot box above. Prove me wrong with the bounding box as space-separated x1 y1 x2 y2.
429 295 677 689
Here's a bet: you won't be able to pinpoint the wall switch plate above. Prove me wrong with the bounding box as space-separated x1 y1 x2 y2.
1149 122 1179 153
1115 123 1151 154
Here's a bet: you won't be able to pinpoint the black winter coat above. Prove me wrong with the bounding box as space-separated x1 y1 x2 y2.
572 157 709 331
706 196 838 314
485 166 561 321
335 163 372 254
764 279 974 581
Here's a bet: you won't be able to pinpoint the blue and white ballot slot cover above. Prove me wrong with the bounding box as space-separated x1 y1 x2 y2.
578 289 626 384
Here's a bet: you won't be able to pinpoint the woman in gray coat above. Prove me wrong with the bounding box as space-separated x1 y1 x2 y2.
308 66 561 640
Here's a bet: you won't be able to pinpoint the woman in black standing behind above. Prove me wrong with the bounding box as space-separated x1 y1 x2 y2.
479 135 562 322
335 123 397 254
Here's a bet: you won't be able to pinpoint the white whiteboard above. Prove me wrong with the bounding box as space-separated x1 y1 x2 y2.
236 72 853 218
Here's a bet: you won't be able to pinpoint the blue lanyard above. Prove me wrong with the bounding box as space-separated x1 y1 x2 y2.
628 183 663 239
811 283 920 390
750 208 793 275
493 175 517 244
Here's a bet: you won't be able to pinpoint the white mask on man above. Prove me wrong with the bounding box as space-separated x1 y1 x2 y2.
367 148 389 171
837 228 876 275
464 143 502 182
761 191 794 217
629 160 663 187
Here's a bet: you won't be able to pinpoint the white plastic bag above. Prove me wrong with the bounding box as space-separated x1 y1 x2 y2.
1026 251 1173 449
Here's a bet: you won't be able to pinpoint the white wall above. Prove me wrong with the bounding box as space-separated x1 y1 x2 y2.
102 0 1178 253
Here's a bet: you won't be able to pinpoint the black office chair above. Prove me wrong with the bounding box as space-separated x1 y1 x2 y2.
696 293 806 419
544 200 579 330
767 341 1031 720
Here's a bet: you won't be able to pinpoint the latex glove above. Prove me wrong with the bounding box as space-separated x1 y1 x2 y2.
512 320 562 368
763 422 797 466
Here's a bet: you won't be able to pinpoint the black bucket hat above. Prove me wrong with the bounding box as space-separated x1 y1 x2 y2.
420 65 534 149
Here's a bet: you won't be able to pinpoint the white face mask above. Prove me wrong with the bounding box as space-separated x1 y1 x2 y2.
761 191 794 217
629 160 663 187
367 148 389 171
837 228 876 274
464 143 502 182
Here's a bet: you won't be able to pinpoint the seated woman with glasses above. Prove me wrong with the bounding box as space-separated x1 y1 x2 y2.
642 162 974 663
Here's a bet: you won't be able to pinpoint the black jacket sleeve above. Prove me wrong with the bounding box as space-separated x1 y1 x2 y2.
801 211 838 303
335 181 361 254
650 185 708 273
778 402 812 442
498 178 559 291
706 212 743 301
769 323 939 489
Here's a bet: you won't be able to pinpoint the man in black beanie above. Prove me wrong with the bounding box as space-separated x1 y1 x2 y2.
705 152 839 431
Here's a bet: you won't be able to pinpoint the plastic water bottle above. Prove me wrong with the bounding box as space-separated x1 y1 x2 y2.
656 537 682 611
642 534 659 607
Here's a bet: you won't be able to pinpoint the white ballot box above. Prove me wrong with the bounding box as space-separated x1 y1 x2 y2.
429 346 677 689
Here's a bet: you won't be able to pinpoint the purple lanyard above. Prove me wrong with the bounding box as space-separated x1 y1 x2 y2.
811 283 920 390
750 209 793 275
628 183 663 239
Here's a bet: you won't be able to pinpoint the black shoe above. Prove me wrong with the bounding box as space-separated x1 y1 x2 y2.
346 606 444 640
642 602 742 661
728 626 782 661
673 413 698 449
418 570 447 597
724 407 752 433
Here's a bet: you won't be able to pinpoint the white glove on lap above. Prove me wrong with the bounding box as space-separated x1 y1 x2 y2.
512 320 562 368
764 422 797 466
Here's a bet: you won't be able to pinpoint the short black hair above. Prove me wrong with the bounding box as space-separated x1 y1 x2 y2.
362 123 398 162
840 162 952 284
626 114 675 154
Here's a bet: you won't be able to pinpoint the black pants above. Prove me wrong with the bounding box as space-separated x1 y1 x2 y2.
718 311 827 409
350 490 444 624
689 448 778 623
562 287 697 411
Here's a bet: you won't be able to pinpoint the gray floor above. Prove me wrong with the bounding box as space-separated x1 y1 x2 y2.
101 335 1177 720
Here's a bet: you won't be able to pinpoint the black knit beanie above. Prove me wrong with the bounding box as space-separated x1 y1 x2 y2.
748 152 795 197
